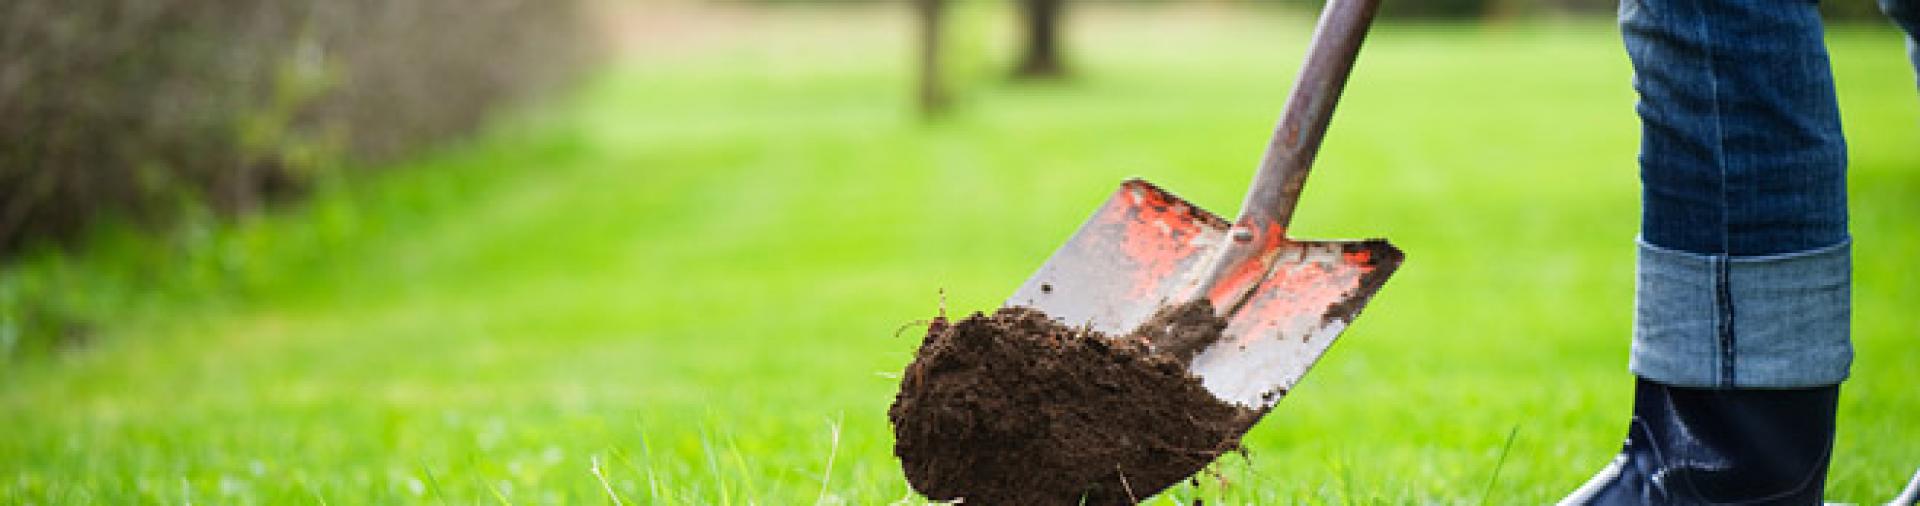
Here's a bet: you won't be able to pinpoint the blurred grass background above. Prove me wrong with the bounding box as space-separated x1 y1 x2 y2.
3 1 1917 503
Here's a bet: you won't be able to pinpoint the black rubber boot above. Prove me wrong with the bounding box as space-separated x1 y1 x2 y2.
1559 377 1839 505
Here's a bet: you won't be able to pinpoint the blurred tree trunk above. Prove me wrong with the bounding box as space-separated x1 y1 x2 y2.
916 0 950 116
1013 0 1066 79
1484 0 1530 22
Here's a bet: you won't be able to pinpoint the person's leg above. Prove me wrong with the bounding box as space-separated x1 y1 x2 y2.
1564 0 1852 503
1627 0 1849 395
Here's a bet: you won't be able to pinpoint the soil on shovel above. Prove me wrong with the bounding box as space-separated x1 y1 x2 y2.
889 301 1258 505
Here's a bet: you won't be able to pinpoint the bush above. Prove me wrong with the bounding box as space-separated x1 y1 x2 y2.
0 0 595 255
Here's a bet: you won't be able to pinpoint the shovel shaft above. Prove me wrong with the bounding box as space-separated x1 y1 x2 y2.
1236 0 1379 232
1189 0 1379 309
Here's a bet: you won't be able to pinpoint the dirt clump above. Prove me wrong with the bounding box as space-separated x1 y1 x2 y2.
889 301 1256 505
1129 299 1231 365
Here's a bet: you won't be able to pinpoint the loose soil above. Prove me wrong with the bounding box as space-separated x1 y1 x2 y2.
889 301 1257 505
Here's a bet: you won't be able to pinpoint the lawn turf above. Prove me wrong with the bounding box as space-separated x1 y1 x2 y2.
3 5 1917 504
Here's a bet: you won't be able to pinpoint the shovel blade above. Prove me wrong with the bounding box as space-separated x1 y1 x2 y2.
1192 238 1399 408
1007 179 1232 336
1007 179 1402 410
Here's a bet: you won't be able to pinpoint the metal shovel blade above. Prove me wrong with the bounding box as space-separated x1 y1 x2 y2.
1006 178 1400 410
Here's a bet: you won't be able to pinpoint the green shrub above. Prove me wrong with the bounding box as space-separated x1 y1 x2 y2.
0 0 594 255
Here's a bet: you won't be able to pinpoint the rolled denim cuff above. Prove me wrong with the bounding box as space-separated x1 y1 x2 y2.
1630 238 1852 388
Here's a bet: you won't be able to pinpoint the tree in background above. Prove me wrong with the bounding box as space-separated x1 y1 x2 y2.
918 0 951 116
1014 0 1068 78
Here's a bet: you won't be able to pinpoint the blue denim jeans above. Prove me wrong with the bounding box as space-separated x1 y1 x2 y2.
1620 0 1920 388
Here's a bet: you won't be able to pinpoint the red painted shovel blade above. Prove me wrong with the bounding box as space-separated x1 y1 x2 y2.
1193 238 1399 408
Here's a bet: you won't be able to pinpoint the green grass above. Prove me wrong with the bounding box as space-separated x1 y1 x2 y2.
4 6 1918 504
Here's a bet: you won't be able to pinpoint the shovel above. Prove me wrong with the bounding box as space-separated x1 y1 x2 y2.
1005 0 1400 411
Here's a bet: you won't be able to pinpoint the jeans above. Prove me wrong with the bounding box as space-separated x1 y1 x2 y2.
1620 0 1920 388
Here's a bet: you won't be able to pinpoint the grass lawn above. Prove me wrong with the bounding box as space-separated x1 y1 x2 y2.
3 5 1917 504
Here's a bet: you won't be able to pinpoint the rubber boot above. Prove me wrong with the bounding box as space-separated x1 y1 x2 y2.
1559 377 1839 505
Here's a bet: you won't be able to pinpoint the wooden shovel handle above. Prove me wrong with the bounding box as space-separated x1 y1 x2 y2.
1234 0 1379 232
